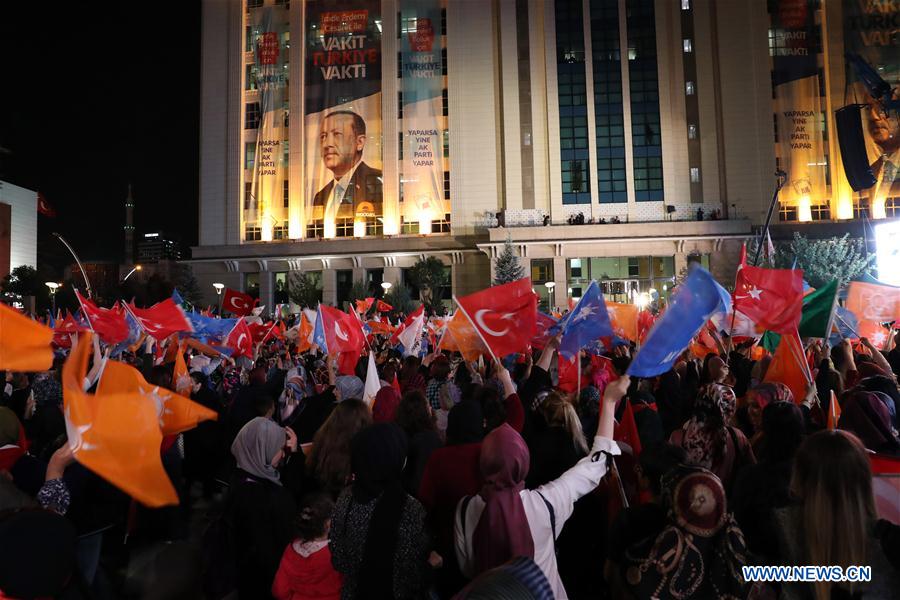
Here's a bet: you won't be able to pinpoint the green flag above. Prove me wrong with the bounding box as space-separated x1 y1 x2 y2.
798 279 838 338
760 330 781 353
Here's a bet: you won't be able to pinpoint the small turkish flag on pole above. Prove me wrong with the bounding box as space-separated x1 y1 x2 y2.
222 288 257 317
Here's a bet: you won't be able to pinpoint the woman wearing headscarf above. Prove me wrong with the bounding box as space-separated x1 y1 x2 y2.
669 383 755 493
838 391 900 455
454 376 628 599
732 401 804 558
742 382 793 454
620 465 750 600
330 423 432 600
371 385 401 424
220 417 298 599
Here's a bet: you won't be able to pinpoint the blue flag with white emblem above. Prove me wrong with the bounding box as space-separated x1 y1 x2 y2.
628 267 731 378
312 305 328 353
185 312 238 343
558 280 614 359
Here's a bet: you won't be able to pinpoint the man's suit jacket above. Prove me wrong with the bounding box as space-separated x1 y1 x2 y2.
312 161 383 211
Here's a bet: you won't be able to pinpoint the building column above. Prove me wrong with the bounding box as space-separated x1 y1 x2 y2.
383 266 402 289
352 268 366 287
322 269 337 306
552 256 568 311
259 271 275 316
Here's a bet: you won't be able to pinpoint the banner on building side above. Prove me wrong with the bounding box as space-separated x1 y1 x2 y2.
303 0 383 239
843 0 899 217
250 6 289 241
771 0 827 222
401 0 446 234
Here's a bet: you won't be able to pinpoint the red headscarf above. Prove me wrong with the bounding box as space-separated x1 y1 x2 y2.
372 386 401 423
473 423 534 574
0 407 27 472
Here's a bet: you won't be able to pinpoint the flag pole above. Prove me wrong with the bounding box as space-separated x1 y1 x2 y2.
452 295 499 363
576 350 582 398
823 283 841 350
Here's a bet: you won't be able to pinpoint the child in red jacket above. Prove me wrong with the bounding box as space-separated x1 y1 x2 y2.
272 492 343 600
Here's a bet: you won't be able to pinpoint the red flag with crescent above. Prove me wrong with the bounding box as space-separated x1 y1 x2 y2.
222 288 258 317
225 318 254 359
455 278 537 358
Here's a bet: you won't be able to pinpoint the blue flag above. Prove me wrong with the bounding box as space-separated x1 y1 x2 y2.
628 268 731 378
185 312 238 343
829 306 858 346
172 289 186 306
312 305 327 353
111 307 144 357
558 280 614 359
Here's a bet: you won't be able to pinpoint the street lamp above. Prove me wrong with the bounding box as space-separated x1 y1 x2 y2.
45 282 60 315
213 282 225 314
544 281 556 310
123 264 142 282
381 281 392 292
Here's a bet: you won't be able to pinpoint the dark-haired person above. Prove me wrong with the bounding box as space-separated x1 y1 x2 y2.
396 390 443 496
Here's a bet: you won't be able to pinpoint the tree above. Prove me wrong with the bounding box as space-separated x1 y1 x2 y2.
288 272 322 308
493 237 525 285
383 282 418 316
173 264 203 307
408 256 449 314
749 232 873 289
1 266 48 311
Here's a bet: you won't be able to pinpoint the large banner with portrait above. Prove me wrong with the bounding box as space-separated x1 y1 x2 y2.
401 0 446 234
250 6 288 241
843 0 899 217
303 0 382 239
771 0 827 221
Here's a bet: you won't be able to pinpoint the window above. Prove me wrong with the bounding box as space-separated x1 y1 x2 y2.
690 167 700 183
336 270 354 307
247 0 263 11
683 39 692 53
245 143 256 170
627 0 664 201
365 217 384 237
531 259 553 283
398 52 402 78
275 0 290 7
306 220 324 239
681 0 690 9
779 204 799 222
686 81 695 95
443 170 450 200
441 47 447 75
282 139 289 165
399 132 403 160
335 218 354 238
244 182 253 210
273 221 288 240
688 124 698 139
398 92 403 119
853 198 870 220
245 102 261 129
627 257 640 277
591 0 627 204
441 8 447 35
443 130 450 158
442 88 449 117
244 224 262 241
557 0 591 205
435 213 452 233
283 180 289 208
570 258 583 278
245 64 258 90
810 203 831 221
885 197 900 218
400 217 419 235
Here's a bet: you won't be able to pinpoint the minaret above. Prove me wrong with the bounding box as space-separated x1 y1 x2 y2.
124 184 135 264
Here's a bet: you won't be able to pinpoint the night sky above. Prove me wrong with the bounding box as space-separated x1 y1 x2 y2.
0 1 201 272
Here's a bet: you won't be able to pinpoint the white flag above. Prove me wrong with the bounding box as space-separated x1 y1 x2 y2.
363 352 380 407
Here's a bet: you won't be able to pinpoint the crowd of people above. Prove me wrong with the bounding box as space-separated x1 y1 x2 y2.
1 310 899 600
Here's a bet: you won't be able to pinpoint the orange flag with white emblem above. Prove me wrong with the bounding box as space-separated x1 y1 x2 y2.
172 341 192 396
63 333 176 507
0 303 54 371
827 390 841 431
440 311 488 362
97 358 217 437
606 302 639 342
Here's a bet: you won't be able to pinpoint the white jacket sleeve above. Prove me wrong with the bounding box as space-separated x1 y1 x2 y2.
453 495 478 579
532 435 620 530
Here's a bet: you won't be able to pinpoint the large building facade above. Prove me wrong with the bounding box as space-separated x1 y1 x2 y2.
191 0 898 311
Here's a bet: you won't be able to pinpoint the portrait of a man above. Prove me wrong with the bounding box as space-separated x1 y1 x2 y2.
312 110 383 225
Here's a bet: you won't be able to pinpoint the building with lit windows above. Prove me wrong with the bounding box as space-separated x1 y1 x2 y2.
190 0 898 311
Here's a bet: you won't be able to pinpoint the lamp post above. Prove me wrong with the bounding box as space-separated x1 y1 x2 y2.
213 282 225 314
544 281 556 311
123 264 142 282
45 282 60 316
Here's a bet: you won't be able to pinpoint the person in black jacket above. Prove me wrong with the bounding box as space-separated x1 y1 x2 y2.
184 371 225 500
221 417 298 599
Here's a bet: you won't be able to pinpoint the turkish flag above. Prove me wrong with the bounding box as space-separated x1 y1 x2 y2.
37 192 56 217
376 300 393 313
126 299 192 341
76 291 130 345
456 278 537 358
319 305 364 355
225 318 254 359
222 288 257 317
734 265 804 334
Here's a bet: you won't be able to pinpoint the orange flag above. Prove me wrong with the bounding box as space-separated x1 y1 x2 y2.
827 390 841 430
763 330 810 404
607 302 639 342
294 313 314 353
63 333 176 507
441 312 488 362
97 359 217 437
172 341 191 396
0 303 54 371
846 281 900 324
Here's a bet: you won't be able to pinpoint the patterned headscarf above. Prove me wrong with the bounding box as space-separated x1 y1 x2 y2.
624 466 749 599
680 384 736 469
749 382 793 409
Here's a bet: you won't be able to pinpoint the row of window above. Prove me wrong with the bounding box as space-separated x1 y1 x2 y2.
778 198 900 222
245 141 289 170
243 180 290 211
591 0 627 203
